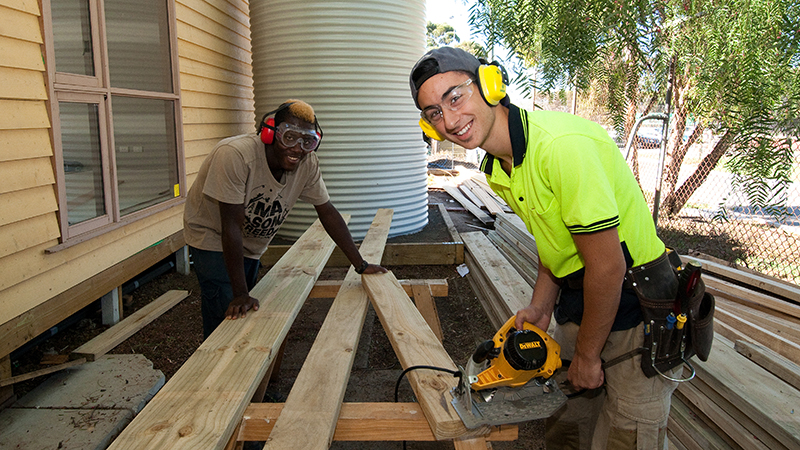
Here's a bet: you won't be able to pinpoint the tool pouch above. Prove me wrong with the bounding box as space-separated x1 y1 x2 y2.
626 252 715 379
688 282 715 362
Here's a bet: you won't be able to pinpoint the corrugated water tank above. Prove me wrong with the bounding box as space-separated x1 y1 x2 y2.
250 0 429 240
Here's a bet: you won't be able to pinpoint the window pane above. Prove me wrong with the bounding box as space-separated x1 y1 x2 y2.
51 0 95 76
113 96 178 215
60 102 106 225
105 0 173 92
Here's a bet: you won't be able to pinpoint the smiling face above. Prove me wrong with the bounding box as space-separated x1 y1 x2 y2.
416 71 496 150
265 115 314 174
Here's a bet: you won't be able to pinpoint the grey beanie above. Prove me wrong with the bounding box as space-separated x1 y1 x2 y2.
409 46 481 109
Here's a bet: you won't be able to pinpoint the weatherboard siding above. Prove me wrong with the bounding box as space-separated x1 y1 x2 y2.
0 0 256 358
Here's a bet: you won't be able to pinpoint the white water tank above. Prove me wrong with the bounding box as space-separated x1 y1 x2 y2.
250 0 429 240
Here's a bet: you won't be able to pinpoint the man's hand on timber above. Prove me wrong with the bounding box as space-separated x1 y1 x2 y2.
361 263 388 274
225 294 259 319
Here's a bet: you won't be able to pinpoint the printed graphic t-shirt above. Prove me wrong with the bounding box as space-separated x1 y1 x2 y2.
183 133 329 259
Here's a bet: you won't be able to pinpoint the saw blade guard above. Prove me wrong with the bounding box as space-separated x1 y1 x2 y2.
472 315 562 390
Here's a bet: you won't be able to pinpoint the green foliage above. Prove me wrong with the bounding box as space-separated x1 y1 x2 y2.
455 41 489 58
427 21 461 48
468 0 800 217
426 20 488 59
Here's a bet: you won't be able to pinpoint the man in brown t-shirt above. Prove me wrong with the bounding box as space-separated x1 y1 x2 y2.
184 99 386 337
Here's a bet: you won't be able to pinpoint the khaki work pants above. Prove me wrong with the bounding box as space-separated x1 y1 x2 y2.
546 322 678 450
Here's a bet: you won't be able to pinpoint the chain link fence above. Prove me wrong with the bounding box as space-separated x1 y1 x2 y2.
427 140 482 171
626 116 800 284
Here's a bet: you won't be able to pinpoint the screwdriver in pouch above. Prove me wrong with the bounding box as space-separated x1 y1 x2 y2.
658 313 677 358
670 313 687 357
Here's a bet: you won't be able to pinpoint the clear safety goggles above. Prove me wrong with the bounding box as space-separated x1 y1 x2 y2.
420 78 474 125
273 122 321 152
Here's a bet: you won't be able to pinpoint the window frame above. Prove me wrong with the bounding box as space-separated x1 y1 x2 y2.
42 0 185 248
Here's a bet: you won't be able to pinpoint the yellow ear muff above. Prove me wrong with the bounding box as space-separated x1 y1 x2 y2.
419 118 445 141
478 64 508 106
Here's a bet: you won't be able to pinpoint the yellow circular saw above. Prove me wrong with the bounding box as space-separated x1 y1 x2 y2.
451 315 567 428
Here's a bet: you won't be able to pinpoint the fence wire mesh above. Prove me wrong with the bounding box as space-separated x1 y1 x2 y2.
627 117 800 284
427 140 481 171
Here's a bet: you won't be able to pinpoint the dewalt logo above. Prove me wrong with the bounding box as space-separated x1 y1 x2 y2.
519 341 542 350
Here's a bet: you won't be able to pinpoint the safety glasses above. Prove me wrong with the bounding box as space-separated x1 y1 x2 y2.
420 78 474 125
272 122 321 152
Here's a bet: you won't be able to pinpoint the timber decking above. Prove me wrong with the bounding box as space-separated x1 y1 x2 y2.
260 209 392 450
106 218 340 450
362 270 490 441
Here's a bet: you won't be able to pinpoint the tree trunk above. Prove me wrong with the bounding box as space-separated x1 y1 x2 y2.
662 130 734 216
624 54 641 184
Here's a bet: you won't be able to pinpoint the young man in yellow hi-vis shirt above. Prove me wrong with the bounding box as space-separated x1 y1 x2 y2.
410 47 679 449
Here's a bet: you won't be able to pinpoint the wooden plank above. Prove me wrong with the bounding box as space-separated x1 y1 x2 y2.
0 213 61 260
0 5 43 43
72 290 189 361
1 355 14 407
692 335 800 449
712 320 750 346
0 36 45 71
494 212 538 262
174 3 250 50
734 340 800 391
106 219 340 450
454 437 492 449
442 184 494 224
675 381 768 450
463 179 504 215
0 128 52 161
308 279 445 299
0 230 186 359
0 358 86 388
685 253 800 304
685 370 788 450
667 396 732 450
462 231 532 320
465 252 506 329
412 282 444 343
0 185 58 228
0 0 40 15
458 182 488 212
715 297 800 343
261 242 461 267
437 202 462 242
175 23 251 65
667 431 690 450
714 306 800 363
469 175 513 213
308 279 448 299
362 271 488 440
704 275 800 320
0 66 48 101
262 209 392 450
237 403 517 442
486 230 537 288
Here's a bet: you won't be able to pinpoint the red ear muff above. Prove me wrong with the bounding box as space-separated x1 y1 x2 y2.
261 117 275 144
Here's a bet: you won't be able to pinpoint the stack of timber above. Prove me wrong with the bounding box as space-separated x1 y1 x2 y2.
668 253 800 449
486 212 539 288
459 207 540 329
460 211 540 330
435 169 512 225
461 219 800 449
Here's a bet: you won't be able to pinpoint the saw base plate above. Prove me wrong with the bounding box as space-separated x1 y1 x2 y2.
451 378 567 429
